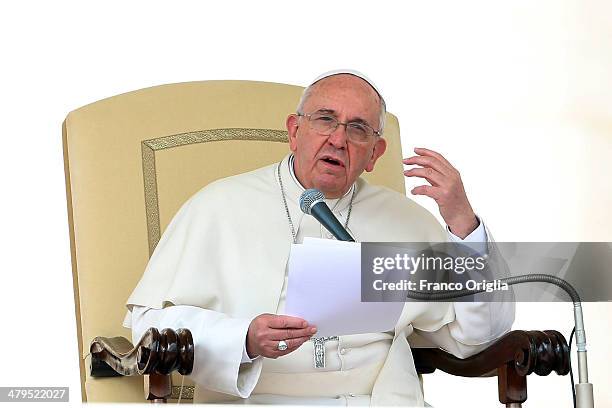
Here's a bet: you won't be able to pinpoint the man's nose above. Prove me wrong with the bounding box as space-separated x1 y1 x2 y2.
327 123 348 149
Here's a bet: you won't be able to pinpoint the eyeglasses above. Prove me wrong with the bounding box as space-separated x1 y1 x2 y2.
296 112 381 143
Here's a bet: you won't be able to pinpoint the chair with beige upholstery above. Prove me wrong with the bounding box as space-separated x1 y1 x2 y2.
63 80 569 405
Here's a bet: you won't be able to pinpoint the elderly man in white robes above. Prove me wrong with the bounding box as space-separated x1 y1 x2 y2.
124 70 515 406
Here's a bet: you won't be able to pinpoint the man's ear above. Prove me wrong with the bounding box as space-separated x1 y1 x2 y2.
365 137 387 172
286 114 299 152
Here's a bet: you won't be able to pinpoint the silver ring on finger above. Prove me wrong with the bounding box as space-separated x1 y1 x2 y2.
277 340 288 351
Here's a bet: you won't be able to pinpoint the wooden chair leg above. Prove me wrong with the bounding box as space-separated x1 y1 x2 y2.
145 374 172 403
498 362 527 407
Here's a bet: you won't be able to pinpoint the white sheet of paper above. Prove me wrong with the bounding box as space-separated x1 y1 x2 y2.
284 238 404 337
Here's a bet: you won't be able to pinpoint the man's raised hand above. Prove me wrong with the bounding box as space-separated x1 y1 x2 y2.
246 314 317 359
403 147 479 239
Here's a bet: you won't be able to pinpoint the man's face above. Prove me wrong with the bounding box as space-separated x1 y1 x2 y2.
286 74 387 199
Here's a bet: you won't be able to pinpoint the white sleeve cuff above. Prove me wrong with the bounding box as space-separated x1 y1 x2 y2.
447 215 487 242
447 215 487 255
241 340 256 364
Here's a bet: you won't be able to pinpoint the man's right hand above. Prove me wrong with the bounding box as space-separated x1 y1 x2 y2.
246 313 317 359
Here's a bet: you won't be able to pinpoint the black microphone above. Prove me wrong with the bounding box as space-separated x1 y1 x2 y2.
299 189 355 242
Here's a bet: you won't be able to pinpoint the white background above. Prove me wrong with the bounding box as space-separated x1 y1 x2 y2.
0 0 611 407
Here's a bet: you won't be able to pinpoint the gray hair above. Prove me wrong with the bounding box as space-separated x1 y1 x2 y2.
296 76 387 134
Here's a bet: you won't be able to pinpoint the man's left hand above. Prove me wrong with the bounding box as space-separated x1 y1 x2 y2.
403 147 478 239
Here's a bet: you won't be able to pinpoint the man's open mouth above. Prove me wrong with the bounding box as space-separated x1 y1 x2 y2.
320 156 345 167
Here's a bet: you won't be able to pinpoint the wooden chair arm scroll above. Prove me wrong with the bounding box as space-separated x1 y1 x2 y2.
412 330 570 407
90 328 194 402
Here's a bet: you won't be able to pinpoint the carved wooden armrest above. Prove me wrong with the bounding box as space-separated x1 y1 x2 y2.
412 330 570 407
90 328 194 402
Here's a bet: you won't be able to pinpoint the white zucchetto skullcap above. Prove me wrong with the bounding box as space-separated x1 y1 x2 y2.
309 69 384 100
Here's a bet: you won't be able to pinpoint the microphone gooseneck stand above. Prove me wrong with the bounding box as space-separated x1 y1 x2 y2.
405 274 594 408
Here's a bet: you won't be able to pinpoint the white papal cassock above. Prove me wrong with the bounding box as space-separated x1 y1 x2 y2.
124 154 514 406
